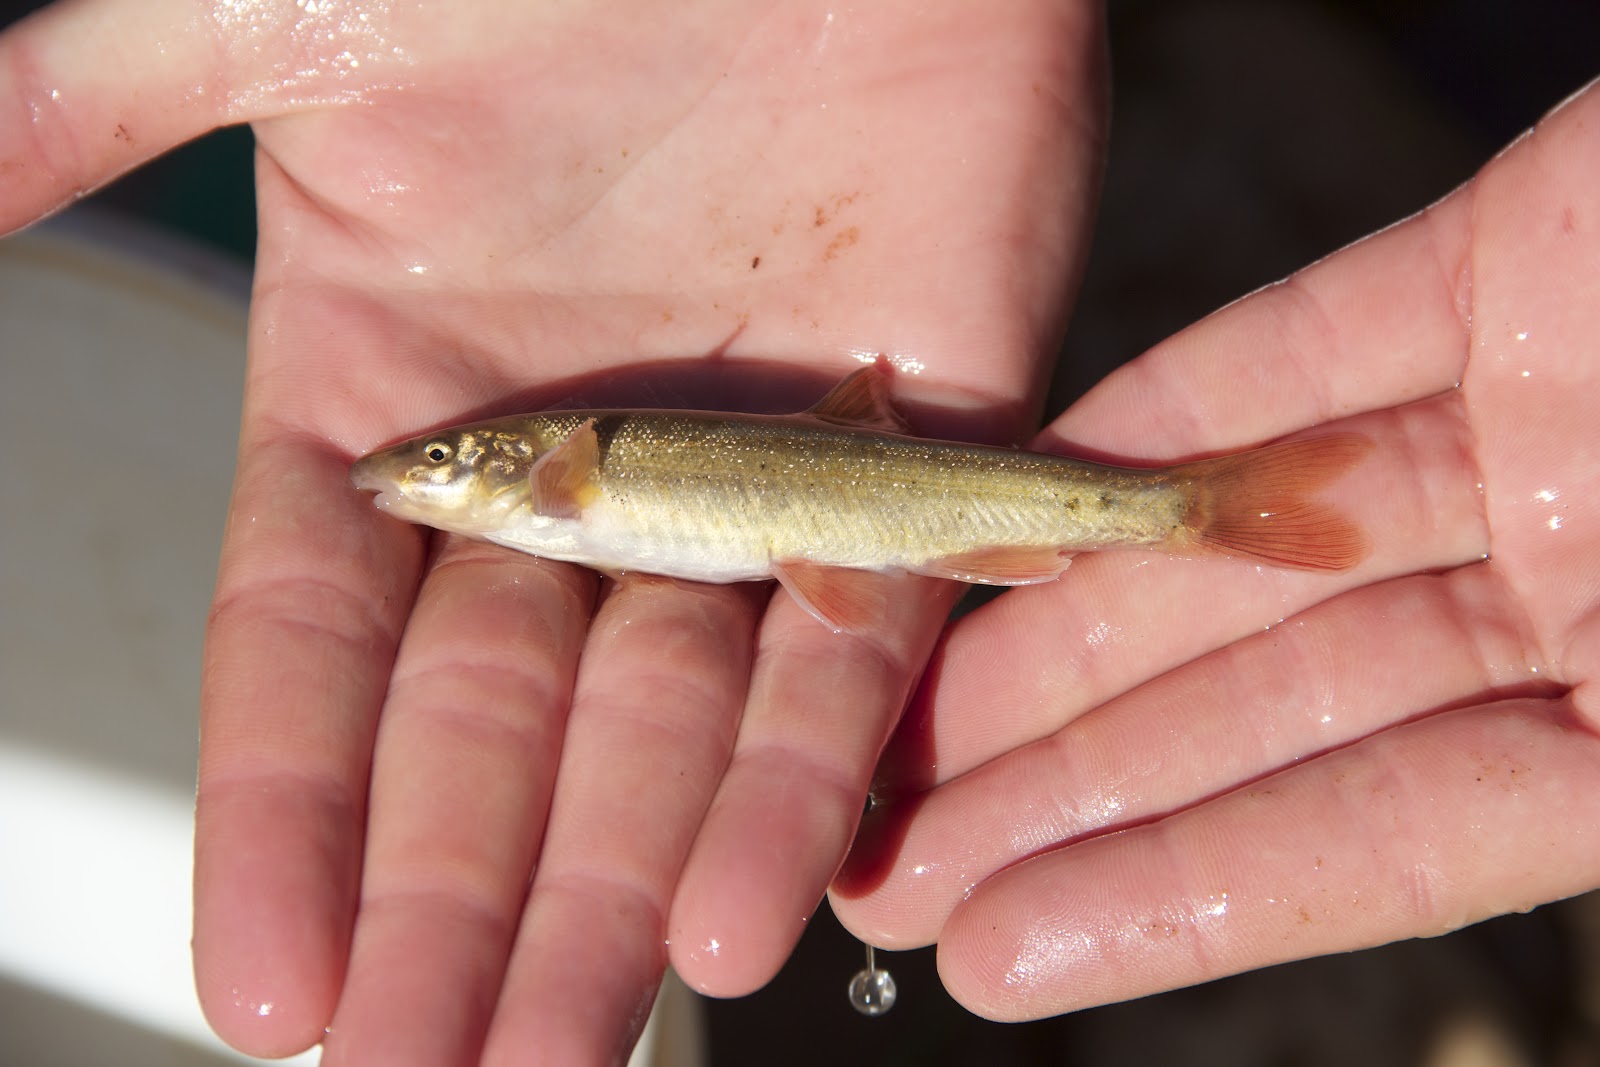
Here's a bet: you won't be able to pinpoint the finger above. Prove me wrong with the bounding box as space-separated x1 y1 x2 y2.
874 391 1487 796
667 575 962 996
934 697 1600 1020
1 0 218 230
319 541 593 1067
0 0 421 233
194 438 420 1057
1453 78 1600 648
1051 173 1474 460
480 576 765 1067
833 562 1541 946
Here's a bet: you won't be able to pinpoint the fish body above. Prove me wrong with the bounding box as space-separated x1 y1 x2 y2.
350 362 1369 630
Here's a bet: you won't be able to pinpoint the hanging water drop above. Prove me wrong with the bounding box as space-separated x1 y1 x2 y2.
847 943 897 1016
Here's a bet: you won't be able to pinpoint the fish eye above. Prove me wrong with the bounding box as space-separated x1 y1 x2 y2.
424 441 453 463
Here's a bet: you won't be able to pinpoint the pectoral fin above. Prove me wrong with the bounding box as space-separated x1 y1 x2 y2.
771 559 892 633
919 545 1072 585
804 356 911 434
529 418 601 519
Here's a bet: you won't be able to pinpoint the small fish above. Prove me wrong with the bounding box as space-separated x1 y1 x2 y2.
350 361 1370 631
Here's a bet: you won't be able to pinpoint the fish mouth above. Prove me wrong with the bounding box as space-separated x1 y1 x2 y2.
349 455 400 510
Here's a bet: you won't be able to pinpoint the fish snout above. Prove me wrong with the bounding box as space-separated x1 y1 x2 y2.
349 453 402 511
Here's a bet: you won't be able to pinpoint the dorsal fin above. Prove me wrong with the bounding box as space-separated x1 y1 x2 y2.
804 357 910 433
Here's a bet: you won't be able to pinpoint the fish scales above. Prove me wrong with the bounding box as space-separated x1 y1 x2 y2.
527 411 1190 575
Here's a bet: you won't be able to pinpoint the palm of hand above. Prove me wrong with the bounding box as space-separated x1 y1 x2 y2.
832 81 1600 1021
24 3 1108 1064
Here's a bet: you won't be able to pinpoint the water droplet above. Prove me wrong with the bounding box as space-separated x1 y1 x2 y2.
847 944 897 1016
848 967 897 1016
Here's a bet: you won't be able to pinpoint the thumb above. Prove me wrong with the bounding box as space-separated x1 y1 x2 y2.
0 0 411 235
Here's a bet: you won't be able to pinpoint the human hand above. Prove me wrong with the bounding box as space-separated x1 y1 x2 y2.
1 0 1107 1061
832 78 1600 1020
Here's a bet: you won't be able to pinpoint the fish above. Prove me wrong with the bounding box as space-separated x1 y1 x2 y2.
349 360 1371 632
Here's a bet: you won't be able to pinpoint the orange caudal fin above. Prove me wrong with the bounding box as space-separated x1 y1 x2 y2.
1177 433 1372 570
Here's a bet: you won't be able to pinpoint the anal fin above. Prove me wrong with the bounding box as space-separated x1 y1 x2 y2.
919 545 1073 585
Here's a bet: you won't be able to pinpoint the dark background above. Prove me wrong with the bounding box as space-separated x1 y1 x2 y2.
4 1 1598 1064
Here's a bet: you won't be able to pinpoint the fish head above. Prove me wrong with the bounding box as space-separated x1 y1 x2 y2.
349 423 538 535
